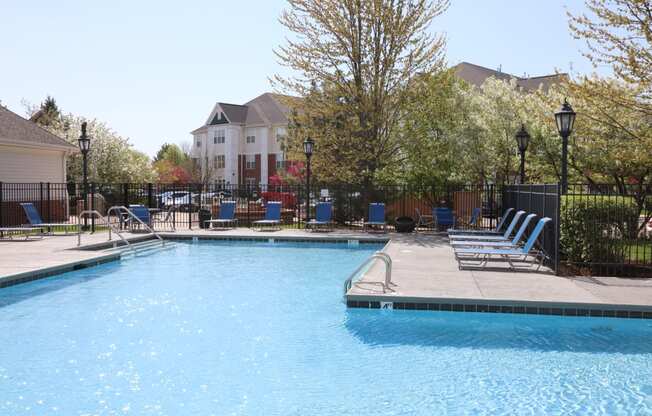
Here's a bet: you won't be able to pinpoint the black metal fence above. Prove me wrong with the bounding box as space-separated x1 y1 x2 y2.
0 182 500 232
559 184 651 277
503 183 652 277
503 184 561 273
3 181 649 277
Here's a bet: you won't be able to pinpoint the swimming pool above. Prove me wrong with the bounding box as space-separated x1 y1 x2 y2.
0 240 651 415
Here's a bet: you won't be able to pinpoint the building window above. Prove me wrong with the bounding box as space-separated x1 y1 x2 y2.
196 139 201 147
245 177 257 188
245 154 256 169
215 177 226 187
276 133 285 143
213 155 225 169
246 135 256 144
214 130 225 144
275 153 284 170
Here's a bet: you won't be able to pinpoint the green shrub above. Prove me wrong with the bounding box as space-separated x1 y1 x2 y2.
560 196 640 266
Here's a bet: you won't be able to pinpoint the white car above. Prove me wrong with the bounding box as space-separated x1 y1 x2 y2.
157 191 197 211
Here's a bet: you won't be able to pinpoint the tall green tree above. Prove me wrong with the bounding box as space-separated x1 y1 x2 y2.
275 0 449 186
27 100 154 183
29 96 63 128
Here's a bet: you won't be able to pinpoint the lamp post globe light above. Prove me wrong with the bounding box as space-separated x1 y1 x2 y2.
78 122 91 230
515 124 531 184
555 99 576 194
303 137 314 223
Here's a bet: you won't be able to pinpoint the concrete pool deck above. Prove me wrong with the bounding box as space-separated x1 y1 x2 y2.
347 233 652 318
1 229 651 317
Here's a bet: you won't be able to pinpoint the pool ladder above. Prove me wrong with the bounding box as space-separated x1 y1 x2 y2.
78 206 164 254
343 251 393 295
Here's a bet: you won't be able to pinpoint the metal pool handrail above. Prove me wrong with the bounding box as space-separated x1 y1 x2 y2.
343 251 393 295
107 205 163 243
77 210 136 253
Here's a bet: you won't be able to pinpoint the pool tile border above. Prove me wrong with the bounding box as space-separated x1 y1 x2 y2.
0 254 120 289
346 299 652 320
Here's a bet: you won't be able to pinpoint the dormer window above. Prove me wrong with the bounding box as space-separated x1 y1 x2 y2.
210 112 228 125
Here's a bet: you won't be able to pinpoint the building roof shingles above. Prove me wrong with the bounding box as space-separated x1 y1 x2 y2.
191 92 294 133
0 106 77 150
453 62 566 92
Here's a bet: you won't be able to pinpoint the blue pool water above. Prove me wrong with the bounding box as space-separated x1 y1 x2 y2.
1 241 651 415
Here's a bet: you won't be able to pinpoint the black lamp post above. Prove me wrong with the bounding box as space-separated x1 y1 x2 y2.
515 124 530 184
555 99 576 194
303 137 314 223
78 122 91 230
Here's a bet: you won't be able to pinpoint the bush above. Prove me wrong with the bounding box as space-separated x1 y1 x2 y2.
560 195 640 266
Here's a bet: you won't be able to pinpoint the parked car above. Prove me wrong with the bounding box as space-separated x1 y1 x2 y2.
157 191 198 212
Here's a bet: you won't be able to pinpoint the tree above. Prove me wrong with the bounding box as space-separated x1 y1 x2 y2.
275 0 449 186
29 96 62 128
152 143 193 183
568 0 652 103
26 100 154 183
154 143 188 165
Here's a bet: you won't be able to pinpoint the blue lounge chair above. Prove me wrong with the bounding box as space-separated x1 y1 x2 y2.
127 205 152 231
20 202 78 234
433 207 456 230
307 202 333 232
253 201 282 231
448 208 515 235
454 217 552 270
363 203 386 232
449 210 526 242
205 201 237 230
450 213 536 249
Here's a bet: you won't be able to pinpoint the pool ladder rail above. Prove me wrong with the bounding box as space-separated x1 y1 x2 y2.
78 206 165 254
343 251 394 295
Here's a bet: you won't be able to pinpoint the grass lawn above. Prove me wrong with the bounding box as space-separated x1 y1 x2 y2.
625 241 652 262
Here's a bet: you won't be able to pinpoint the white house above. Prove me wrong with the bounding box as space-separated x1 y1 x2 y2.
0 105 77 183
190 93 292 187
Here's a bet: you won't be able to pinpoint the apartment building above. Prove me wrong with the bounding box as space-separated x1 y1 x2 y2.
190 93 292 187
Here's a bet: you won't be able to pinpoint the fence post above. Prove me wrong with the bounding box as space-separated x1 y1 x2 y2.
123 183 129 207
0 181 3 227
188 184 192 230
39 182 44 220
489 184 495 230
46 182 51 223
147 183 153 208
91 183 96 232
555 182 561 275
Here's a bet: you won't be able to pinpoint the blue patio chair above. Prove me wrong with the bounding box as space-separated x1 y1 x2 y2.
454 217 552 270
448 208 514 235
20 202 78 234
307 202 333 232
449 210 526 242
363 203 386 232
433 207 456 230
253 201 282 231
450 213 537 249
127 205 152 231
205 201 237 230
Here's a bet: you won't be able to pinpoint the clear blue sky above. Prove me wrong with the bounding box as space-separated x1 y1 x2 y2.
0 0 598 157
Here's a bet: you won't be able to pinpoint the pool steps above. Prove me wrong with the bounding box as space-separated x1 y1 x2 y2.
104 239 175 258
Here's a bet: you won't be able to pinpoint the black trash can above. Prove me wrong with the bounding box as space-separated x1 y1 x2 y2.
394 216 416 233
199 209 211 229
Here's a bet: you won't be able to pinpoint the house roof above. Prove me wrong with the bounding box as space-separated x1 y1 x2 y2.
191 92 295 134
219 103 248 124
0 106 77 151
453 62 566 92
